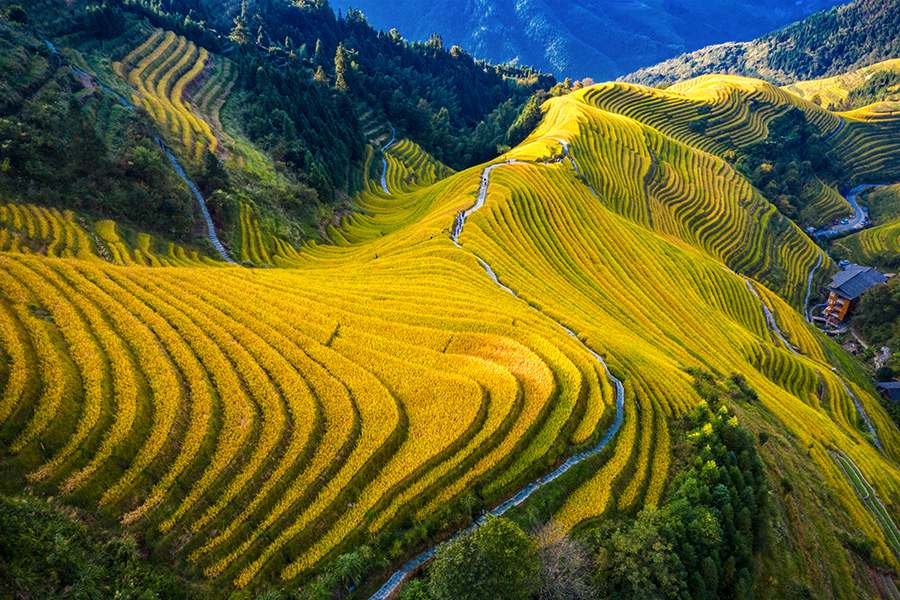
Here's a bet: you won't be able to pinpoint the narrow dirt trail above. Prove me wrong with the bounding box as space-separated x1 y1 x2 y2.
158 139 236 263
823 116 845 143
743 278 799 356
804 253 823 322
380 123 397 195
368 142 627 600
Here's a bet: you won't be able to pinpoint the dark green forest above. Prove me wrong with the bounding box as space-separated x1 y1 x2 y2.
623 0 900 88
729 108 842 224
90 0 555 186
0 493 207 599
0 0 554 250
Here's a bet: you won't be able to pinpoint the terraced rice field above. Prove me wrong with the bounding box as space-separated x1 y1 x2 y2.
522 86 825 307
784 58 900 109
113 31 221 160
0 204 96 260
235 202 307 267
238 203 273 265
829 108 900 182
833 183 900 266
0 203 212 266
581 76 839 159
801 178 853 226
188 55 237 157
836 219 900 265
3 74 900 593
382 139 455 194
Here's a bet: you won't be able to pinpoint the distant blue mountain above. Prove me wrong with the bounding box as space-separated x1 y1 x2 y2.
343 0 845 81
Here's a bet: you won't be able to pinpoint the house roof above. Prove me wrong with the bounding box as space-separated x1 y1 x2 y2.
876 382 900 401
829 266 887 300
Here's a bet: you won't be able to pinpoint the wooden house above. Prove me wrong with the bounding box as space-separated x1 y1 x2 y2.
823 265 887 327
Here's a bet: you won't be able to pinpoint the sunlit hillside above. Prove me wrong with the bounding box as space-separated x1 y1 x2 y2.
784 57 900 112
4 73 900 599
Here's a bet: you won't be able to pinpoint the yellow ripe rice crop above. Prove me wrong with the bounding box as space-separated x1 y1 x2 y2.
115 31 221 159
4 70 900 591
381 139 455 194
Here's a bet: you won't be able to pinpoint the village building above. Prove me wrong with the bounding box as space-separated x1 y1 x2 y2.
875 382 900 402
823 265 888 327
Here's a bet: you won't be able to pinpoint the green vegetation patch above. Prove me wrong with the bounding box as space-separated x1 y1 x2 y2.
0 493 207 599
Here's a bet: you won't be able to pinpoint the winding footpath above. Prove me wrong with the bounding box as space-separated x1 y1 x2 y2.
822 116 845 143
555 138 604 203
380 123 397 195
725 265 886 458
369 143 627 600
804 253 824 322
832 449 899 550
71 66 134 109
41 33 235 264
837 377 885 455
158 139 236 263
743 278 799 356
451 162 520 242
452 139 591 242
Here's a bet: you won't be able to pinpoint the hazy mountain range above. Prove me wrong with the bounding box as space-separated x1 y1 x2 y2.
623 0 900 86
342 0 845 80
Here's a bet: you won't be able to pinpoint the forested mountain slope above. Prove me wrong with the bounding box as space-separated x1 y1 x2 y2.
0 0 557 263
336 0 843 82
624 0 900 87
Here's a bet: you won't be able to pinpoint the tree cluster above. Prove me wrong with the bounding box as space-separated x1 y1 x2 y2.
852 277 900 348
731 108 840 224
591 384 768 600
0 494 202 599
221 0 554 176
0 19 195 240
831 67 900 111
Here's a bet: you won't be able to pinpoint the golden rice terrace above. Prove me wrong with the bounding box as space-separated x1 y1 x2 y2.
3 70 900 598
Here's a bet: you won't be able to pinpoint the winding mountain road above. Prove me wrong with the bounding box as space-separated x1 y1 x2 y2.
743 266 886 454
452 139 595 242
815 184 885 238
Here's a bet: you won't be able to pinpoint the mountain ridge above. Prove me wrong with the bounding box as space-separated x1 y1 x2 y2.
623 0 900 87
337 0 845 81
